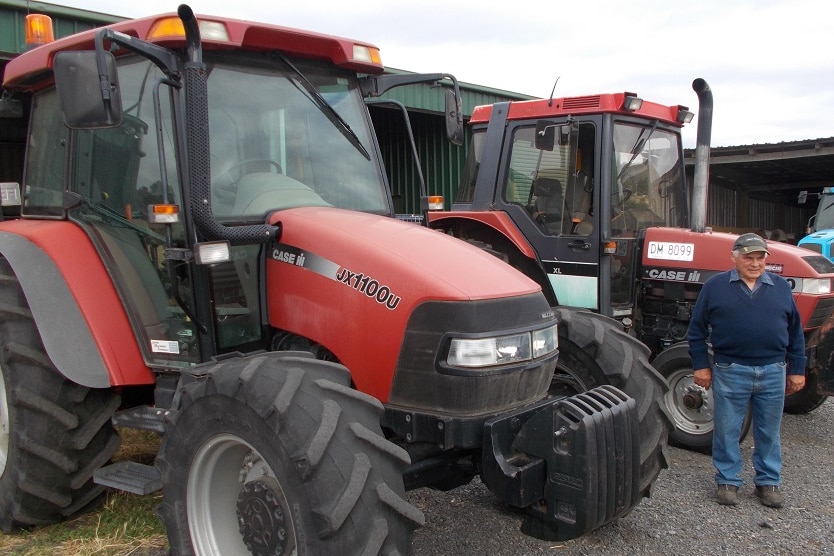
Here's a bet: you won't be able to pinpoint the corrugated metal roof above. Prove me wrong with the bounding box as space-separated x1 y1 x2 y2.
378 68 533 119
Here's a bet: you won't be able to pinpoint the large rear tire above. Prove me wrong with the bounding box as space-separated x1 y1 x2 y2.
157 352 423 555
551 308 670 497
0 258 121 532
652 342 752 454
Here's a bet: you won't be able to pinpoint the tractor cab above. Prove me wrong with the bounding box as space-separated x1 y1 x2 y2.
10 11 464 368
450 95 691 317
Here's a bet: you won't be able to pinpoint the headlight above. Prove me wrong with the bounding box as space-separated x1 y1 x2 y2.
532 324 559 358
801 278 832 294
447 325 558 368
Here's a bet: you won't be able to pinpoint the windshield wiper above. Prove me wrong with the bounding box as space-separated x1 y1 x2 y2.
617 120 658 181
274 53 370 160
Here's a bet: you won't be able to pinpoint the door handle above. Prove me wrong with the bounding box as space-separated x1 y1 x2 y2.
568 239 591 250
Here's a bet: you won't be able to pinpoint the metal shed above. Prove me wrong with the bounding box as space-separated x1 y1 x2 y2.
683 138 833 239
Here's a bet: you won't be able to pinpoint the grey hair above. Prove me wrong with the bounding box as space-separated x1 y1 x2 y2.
732 249 768 258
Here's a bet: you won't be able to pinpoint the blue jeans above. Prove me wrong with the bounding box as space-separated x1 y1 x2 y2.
712 361 786 487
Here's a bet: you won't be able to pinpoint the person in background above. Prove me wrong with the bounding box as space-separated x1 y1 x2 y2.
687 233 806 508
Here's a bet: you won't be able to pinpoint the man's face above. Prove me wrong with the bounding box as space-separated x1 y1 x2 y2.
733 251 767 282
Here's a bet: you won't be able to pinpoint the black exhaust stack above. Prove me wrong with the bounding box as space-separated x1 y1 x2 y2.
179 4 279 244
690 78 712 234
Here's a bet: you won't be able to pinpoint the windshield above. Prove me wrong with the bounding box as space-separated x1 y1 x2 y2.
814 194 834 230
43 52 389 223
611 122 687 231
205 54 389 219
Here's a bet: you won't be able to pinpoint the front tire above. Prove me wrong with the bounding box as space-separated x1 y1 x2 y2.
551 308 670 497
0 257 121 532
157 352 423 555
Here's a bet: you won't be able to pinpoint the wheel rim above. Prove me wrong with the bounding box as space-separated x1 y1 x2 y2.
0 364 9 475
188 433 296 555
663 366 714 436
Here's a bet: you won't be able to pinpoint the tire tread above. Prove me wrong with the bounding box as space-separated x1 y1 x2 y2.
555 307 670 497
158 353 420 554
0 257 120 532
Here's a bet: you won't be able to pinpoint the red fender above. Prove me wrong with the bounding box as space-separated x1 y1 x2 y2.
0 220 153 387
428 211 538 259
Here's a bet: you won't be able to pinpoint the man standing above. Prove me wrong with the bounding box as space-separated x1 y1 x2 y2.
687 233 806 508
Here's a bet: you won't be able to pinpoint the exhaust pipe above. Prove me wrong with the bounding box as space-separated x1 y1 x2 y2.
690 78 712 234
179 4 279 244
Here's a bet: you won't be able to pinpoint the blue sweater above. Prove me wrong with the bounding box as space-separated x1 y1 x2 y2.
687 270 806 374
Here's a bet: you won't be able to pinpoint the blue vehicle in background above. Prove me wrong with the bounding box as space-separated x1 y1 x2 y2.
799 186 834 259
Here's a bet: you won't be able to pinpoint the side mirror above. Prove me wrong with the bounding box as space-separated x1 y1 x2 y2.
445 89 464 146
797 190 808 205
535 120 556 151
53 50 122 129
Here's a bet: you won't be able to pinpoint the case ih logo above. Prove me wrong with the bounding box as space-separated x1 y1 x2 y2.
272 242 401 310
645 268 701 282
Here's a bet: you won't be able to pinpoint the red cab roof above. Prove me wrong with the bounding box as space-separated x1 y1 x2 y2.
470 93 687 128
4 11 385 91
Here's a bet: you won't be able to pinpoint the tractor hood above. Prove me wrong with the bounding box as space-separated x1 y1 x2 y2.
642 227 834 283
264 207 552 402
267 206 541 300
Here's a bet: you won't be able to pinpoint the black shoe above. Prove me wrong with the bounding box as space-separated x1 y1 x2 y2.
755 485 784 508
716 484 739 506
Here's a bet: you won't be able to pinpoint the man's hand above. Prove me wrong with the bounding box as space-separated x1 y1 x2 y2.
786 374 806 394
693 368 712 389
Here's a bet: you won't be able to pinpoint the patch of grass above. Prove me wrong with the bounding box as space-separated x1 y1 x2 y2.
0 428 168 555
0 490 167 556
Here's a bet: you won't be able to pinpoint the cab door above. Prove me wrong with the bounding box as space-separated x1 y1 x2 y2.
496 119 603 310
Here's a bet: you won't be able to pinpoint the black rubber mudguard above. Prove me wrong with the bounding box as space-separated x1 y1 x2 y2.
481 385 640 541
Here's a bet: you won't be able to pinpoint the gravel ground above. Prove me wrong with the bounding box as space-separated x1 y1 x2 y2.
409 398 834 555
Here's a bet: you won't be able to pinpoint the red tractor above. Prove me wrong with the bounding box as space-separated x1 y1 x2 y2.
0 5 670 553
429 79 834 452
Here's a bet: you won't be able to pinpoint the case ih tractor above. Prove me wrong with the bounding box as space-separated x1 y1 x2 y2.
0 5 670 553
428 78 834 453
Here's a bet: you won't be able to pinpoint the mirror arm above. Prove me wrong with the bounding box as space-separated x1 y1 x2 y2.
94 28 181 82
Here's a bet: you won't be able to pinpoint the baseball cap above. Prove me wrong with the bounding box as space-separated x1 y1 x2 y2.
733 233 770 255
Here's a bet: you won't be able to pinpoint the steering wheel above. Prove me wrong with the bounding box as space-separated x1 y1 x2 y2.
223 158 282 178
